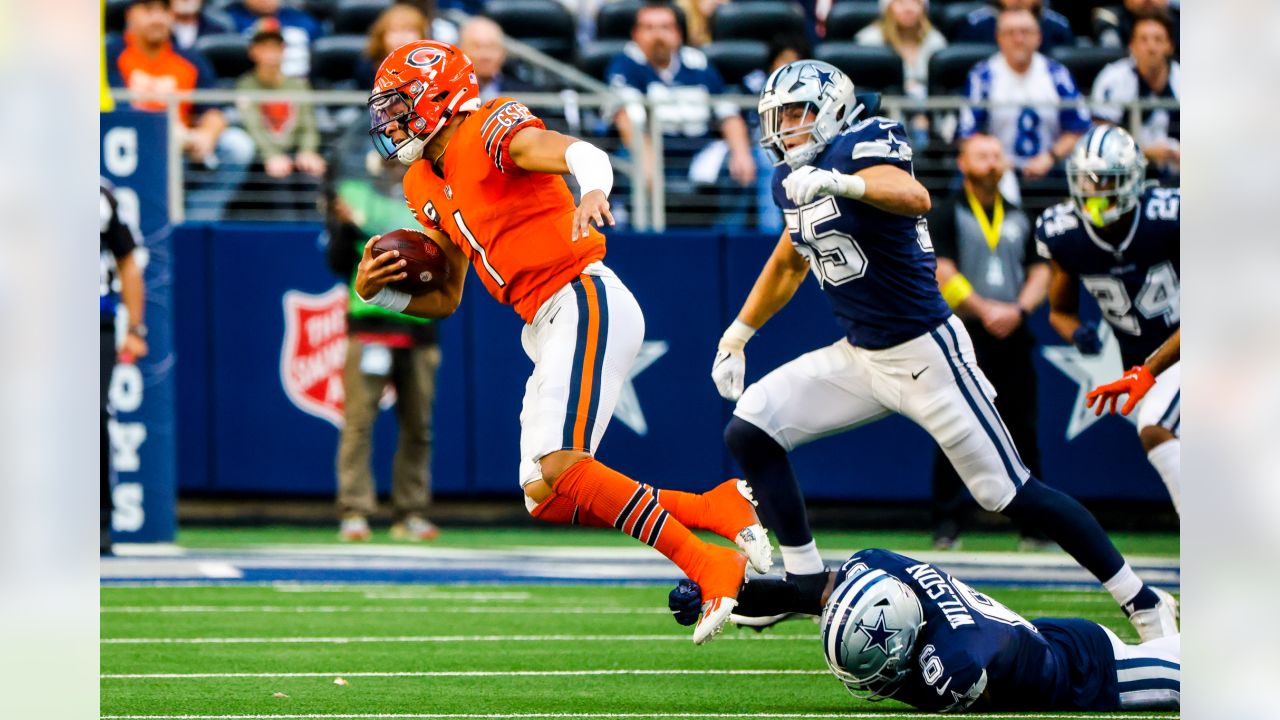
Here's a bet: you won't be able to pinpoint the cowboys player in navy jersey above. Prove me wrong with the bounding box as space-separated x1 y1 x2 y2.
1037 125 1181 514
710 60 1176 641
668 550 1180 713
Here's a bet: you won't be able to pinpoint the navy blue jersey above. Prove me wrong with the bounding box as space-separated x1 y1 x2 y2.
1036 187 1180 367
835 549 1120 712
772 117 952 349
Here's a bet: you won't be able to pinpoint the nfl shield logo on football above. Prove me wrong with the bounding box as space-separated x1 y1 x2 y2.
280 285 350 426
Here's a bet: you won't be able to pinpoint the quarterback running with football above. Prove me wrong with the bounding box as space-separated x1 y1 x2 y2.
353 41 769 643
710 59 1176 641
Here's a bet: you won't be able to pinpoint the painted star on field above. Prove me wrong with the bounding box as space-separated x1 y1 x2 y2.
856 611 899 656
1041 323 1137 440
612 340 668 436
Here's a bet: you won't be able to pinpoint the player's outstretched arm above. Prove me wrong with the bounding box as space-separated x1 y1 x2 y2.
711 232 809 400
1145 327 1180 377
1086 328 1179 416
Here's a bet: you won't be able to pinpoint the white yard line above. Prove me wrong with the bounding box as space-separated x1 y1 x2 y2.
102 634 818 645
102 669 827 680
100 606 669 615
102 707 1177 712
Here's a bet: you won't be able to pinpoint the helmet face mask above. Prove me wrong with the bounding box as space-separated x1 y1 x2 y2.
758 60 861 169
1067 126 1148 227
820 569 924 703
367 41 481 165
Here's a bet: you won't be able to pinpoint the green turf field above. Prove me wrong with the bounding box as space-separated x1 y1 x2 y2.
101 528 1180 719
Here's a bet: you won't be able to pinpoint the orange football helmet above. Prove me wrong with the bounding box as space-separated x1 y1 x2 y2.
368 40 480 164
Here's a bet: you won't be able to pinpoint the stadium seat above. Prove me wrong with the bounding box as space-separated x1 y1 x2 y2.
596 0 643 40
302 0 341 24
485 0 577 62
927 42 995 96
815 43 904 93
702 40 768 89
932 1 989 40
106 0 130 35
311 35 368 89
711 1 806 43
576 39 629 81
194 34 253 84
333 0 391 36
823 2 881 41
1050 45 1127 94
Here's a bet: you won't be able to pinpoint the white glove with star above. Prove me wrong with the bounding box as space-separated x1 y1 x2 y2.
711 320 757 401
782 166 865 205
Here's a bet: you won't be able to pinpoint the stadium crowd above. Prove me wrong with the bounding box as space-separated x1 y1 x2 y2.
104 0 1179 225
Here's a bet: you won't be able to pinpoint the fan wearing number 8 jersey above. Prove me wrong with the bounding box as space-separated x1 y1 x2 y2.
714 60 1176 645
1037 125 1181 514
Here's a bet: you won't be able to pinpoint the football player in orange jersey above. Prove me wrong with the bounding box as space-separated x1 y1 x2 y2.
352 40 767 643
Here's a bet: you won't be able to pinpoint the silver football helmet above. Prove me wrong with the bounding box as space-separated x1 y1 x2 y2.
758 60 862 169
1067 125 1149 227
820 568 924 701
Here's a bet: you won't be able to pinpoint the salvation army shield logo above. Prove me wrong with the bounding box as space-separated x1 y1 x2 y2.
281 285 349 427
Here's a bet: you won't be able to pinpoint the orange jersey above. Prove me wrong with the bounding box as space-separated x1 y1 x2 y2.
402 98 607 323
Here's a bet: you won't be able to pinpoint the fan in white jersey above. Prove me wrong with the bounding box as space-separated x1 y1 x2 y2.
958 8 1089 181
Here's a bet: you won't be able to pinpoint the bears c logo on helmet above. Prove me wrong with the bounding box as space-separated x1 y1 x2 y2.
405 47 445 69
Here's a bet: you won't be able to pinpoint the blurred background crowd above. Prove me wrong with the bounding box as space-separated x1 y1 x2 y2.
102 0 1180 228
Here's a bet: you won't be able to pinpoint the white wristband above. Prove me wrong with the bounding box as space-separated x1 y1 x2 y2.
565 140 613 198
718 319 757 353
358 286 411 313
834 172 866 200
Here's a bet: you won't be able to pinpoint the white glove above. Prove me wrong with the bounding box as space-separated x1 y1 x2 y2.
782 166 865 205
711 320 756 401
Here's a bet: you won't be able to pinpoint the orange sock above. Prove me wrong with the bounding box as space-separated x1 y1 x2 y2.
529 491 612 528
644 480 756 542
554 458 704 574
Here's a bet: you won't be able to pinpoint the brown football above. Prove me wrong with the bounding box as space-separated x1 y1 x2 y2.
370 228 451 295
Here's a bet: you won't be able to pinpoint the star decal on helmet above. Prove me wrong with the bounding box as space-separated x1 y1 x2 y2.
814 67 835 92
855 610 900 656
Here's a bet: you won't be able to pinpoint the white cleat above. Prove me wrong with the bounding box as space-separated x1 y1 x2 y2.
694 596 738 645
736 524 773 575
732 480 774 574
1127 587 1179 642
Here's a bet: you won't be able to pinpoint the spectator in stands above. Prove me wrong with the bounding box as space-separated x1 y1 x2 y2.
953 0 1074 54
853 0 947 102
107 0 255 217
607 0 755 222
324 122 443 544
169 0 230 51
1095 0 1178 53
459 17 537 99
927 134 1050 550
223 0 322 78
1091 10 1179 180
356 2 458 91
675 0 729 47
235 19 325 180
958 8 1088 184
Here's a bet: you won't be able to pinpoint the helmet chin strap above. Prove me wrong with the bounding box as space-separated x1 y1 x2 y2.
397 136 426 166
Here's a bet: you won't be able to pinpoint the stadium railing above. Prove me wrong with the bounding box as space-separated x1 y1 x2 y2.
107 87 1178 230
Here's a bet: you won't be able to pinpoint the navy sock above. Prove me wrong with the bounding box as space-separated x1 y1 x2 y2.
724 417 813 548
1001 478 1127 585
1126 586 1161 612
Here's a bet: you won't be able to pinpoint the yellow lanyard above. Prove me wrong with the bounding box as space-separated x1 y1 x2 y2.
966 187 1004 253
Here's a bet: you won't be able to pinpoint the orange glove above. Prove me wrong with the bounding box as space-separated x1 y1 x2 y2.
1086 366 1156 417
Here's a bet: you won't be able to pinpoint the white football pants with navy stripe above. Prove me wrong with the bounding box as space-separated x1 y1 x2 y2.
733 315 1030 512
1137 362 1180 437
1101 625 1180 709
517 262 644 489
